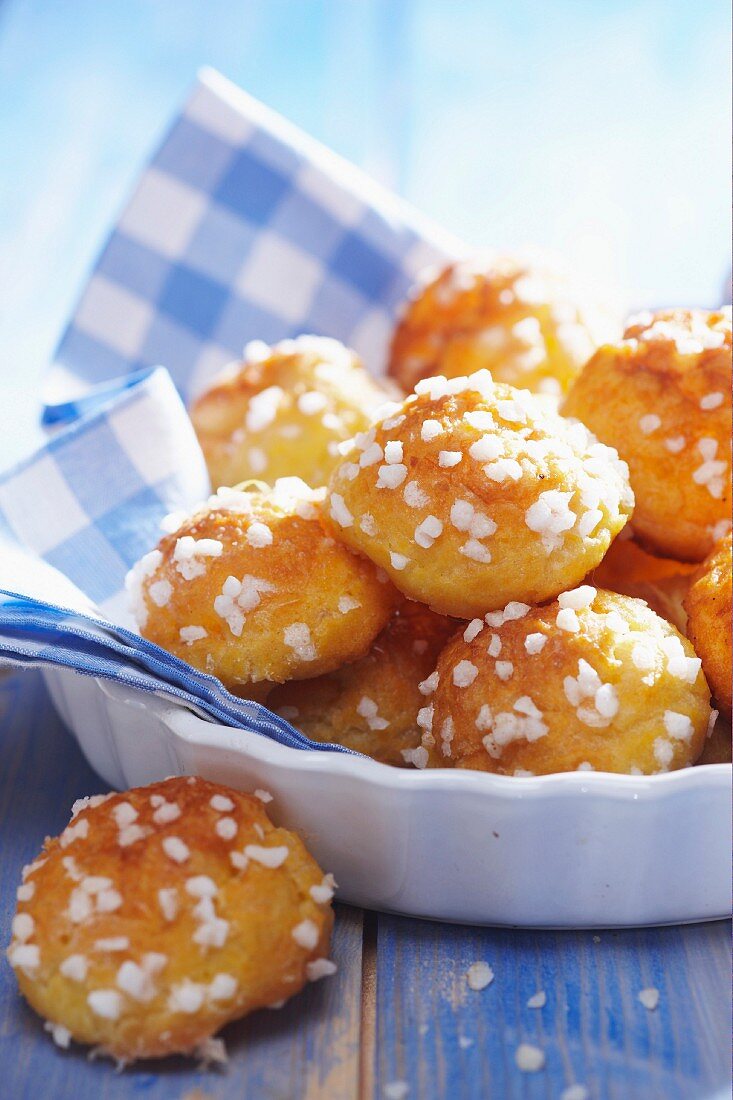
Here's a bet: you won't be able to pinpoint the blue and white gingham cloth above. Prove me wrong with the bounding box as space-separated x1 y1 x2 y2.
1 69 461 752
45 67 460 420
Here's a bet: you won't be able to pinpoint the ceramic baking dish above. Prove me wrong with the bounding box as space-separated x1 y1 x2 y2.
43 666 731 928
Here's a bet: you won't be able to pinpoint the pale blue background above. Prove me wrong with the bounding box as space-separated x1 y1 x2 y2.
0 0 730 467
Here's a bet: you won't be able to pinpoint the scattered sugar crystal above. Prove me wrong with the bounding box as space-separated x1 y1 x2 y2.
179 626 207 644
460 539 491 563
653 737 674 770
663 711 693 741
525 633 547 654
439 450 462 467
390 552 409 570
306 958 338 981
404 481 429 508
419 671 439 695
515 1043 545 1072
384 440 404 464
495 661 514 681
329 493 354 528
638 987 660 1010
246 521 273 548
556 608 580 633
298 390 328 415
466 961 494 990
525 490 576 552
209 973 238 1000
421 419 443 442
87 990 122 1020
173 536 223 580
284 623 317 662
292 919 319 950
162 836 190 863
464 619 484 642
149 579 172 607
246 385 283 432
453 661 479 687
168 980 206 1014
244 844 289 868
639 414 661 435
216 817 238 840
158 888 179 921
558 586 595 610
153 801 181 825
665 436 686 453
402 746 429 769
377 463 407 489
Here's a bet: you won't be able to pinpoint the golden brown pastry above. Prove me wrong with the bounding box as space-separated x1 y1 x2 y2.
684 533 732 716
388 254 610 396
6 777 335 1061
564 307 732 561
420 588 711 775
325 370 633 619
270 600 457 765
588 534 695 633
126 478 397 698
191 336 393 489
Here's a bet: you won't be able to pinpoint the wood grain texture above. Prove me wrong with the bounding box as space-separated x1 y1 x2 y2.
373 913 732 1100
0 673 364 1100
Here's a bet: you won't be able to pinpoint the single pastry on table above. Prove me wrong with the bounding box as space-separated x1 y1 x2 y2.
270 600 457 766
417 587 711 776
588 532 695 633
388 253 612 397
6 776 336 1061
684 533 732 717
126 478 398 700
325 370 633 619
190 336 394 490
563 307 732 562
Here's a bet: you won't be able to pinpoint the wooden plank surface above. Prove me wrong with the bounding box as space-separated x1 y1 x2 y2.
373 913 731 1099
1 672 731 1099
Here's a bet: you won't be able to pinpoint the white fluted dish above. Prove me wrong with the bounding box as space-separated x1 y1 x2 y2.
43 668 731 928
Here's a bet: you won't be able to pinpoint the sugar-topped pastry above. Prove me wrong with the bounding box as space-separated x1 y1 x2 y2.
564 307 732 561
388 254 610 396
191 336 394 490
270 600 456 766
420 588 711 775
684 533 732 716
588 533 695 634
324 371 633 619
126 478 397 699
6 777 336 1061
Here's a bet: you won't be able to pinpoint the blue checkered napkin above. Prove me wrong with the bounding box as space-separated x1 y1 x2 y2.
0 367 210 622
0 378 351 753
0 587 344 752
44 68 460 421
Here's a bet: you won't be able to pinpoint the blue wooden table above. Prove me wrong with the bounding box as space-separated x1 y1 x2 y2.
0 671 730 1098
1 1 730 1095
